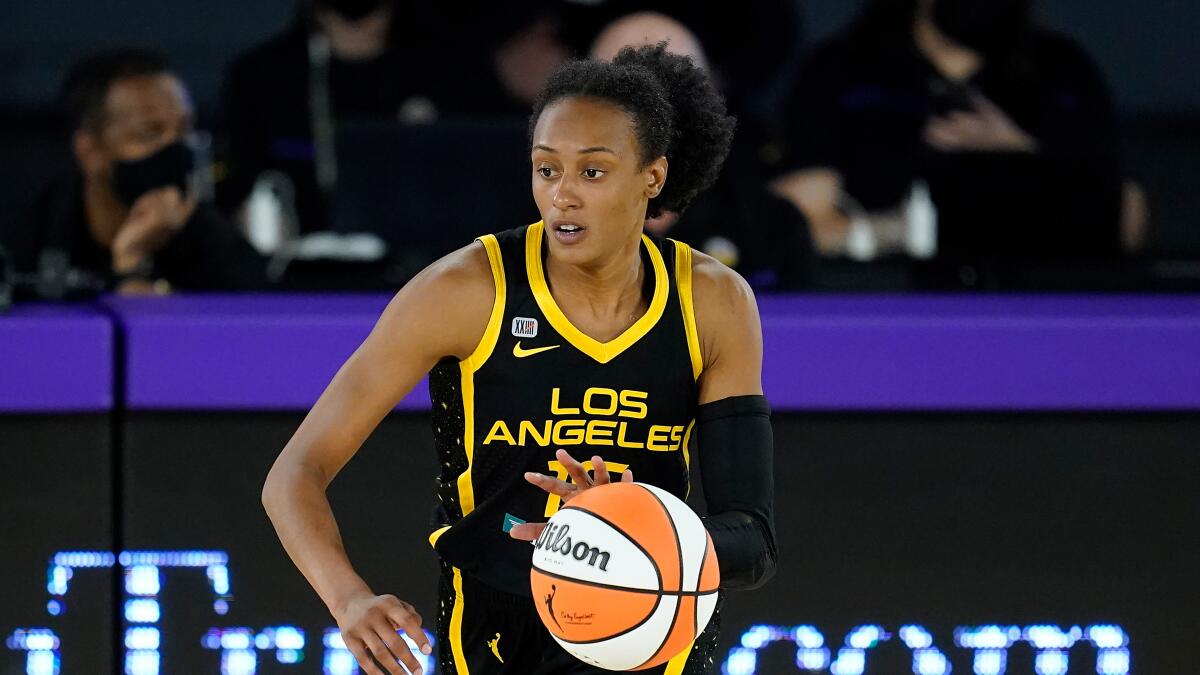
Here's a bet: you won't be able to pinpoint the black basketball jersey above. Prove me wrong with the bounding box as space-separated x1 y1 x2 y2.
427 220 704 596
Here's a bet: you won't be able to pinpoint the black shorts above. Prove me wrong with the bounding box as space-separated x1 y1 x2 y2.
434 562 721 674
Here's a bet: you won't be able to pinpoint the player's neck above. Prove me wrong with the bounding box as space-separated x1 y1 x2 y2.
545 234 647 327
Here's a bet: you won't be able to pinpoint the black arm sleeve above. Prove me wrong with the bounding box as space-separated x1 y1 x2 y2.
696 394 778 590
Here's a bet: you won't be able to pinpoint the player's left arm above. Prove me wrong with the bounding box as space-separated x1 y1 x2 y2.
691 250 778 590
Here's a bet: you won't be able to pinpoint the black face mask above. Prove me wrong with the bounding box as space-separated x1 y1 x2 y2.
318 0 388 21
111 140 194 206
931 0 1031 55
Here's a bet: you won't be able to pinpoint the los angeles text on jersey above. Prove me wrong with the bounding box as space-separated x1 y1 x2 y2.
480 387 686 451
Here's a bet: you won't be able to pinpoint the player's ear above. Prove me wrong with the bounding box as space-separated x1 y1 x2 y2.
645 157 668 199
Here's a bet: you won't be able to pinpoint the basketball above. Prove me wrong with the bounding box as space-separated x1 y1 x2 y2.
530 481 720 671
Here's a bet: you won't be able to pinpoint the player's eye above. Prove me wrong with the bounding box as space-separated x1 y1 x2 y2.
583 168 605 179
537 166 558 179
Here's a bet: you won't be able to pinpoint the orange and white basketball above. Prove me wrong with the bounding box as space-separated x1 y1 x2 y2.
530 481 720 671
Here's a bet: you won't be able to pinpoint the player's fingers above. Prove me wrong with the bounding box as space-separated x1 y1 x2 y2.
509 521 548 541
377 624 423 675
620 468 634 483
524 472 574 496
361 631 406 675
592 455 611 485
386 604 432 657
346 638 387 675
556 449 591 486
405 627 432 658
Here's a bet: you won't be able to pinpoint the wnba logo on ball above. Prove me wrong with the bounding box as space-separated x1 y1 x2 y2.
533 523 612 571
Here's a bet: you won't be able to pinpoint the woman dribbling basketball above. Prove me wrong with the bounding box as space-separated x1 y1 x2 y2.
263 43 777 674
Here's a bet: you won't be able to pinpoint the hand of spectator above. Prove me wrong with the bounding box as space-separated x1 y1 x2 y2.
924 94 1038 153
111 186 197 275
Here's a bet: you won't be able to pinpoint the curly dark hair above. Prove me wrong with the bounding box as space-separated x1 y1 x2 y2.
529 42 736 219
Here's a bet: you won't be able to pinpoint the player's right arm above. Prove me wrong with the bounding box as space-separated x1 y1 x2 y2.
261 242 496 675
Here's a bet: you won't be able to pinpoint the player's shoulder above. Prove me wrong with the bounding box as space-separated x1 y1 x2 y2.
687 247 757 315
408 239 496 300
684 247 762 367
374 240 498 360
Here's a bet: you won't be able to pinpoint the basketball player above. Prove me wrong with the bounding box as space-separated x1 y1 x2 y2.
263 43 777 674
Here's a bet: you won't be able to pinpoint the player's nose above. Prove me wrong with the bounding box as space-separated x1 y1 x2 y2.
552 177 582 211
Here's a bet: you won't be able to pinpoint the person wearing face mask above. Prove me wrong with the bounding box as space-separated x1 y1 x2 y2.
770 0 1138 283
216 0 506 238
22 49 268 295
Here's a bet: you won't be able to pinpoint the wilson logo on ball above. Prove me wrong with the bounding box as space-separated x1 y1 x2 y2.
533 523 612 571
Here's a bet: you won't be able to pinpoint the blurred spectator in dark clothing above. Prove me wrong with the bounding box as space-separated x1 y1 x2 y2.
770 0 1139 265
474 0 802 124
590 12 814 289
23 49 266 296
217 0 509 236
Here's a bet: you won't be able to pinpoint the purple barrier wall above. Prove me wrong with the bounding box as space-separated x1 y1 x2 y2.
759 295 1200 410
105 293 1200 411
0 304 113 412
105 294 431 411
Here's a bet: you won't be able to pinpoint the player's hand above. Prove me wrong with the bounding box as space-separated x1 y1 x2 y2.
509 449 633 541
333 590 432 675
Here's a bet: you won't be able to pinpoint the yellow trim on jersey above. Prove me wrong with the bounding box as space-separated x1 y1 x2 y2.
450 567 470 674
525 220 668 364
681 419 695 499
455 235 506 517
428 525 451 549
672 239 704 381
665 640 694 674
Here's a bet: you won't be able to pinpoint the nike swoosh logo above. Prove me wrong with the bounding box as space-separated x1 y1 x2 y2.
513 341 560 358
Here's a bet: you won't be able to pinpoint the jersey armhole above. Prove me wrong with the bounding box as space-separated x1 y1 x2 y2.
462 234 506 370
672 239 704 381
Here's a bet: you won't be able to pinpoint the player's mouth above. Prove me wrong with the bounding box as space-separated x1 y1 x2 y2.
551 220 587 244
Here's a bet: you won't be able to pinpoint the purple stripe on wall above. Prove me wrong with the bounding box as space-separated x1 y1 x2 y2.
106 294 430 411
0 304 113 412
101 293 1200 411
761 296 1200 410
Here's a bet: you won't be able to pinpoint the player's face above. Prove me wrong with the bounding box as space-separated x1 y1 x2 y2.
530 97 667 266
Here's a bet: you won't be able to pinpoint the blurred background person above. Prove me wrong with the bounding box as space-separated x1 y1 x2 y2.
589 10 815 288
22 49 266 295
216 0 507 238
474 0 803 128
769 0 1142 275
